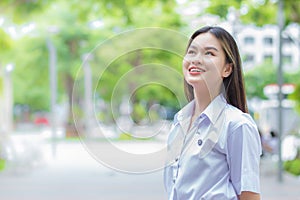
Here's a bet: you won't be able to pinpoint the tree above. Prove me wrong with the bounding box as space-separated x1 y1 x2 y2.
0 0 185 133
94 40 186 123
0 29 13 94
206 0 300 115
83 2 185 124
244 62 277 99
205 0 300 26
0 0 51 23
288 70 300 113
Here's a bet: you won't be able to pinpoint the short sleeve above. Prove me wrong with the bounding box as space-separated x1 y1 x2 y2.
227 123 262 195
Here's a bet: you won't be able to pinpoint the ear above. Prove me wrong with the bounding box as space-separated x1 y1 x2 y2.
222 63 233 78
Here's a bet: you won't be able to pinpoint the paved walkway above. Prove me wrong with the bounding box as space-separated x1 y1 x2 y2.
260 157 300 200
0 138 299 199
261 173 300 200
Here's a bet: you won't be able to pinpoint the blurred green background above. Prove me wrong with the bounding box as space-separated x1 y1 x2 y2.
0 0 299 138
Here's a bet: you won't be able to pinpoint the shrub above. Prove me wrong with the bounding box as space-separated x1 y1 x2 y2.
284 159 300 176
0 159 5 171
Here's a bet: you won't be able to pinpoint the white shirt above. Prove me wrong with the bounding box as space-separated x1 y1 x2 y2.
164 94 261 200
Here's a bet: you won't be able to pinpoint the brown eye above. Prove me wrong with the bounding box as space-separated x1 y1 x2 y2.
205 51 213 56
187 49 196 55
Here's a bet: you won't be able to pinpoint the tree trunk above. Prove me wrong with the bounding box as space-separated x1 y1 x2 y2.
64 73 79 138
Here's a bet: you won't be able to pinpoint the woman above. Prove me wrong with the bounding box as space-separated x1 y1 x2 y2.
164 26 261 200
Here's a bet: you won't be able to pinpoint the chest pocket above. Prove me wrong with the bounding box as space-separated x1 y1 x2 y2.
182 133 219 160
195 111 225 159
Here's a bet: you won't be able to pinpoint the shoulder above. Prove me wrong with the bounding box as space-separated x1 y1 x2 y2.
223 104 261 154
224 104 262 156
223 104 257 132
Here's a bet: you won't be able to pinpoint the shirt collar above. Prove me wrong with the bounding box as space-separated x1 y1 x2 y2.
176 94 227 125
175 99 194 123
202 94 227 124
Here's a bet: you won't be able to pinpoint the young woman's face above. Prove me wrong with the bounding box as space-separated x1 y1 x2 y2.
183 32 232 92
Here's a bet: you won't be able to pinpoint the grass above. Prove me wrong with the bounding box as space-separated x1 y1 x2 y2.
45 132 155 143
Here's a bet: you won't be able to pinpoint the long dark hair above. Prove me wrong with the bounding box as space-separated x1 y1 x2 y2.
183 26 248 113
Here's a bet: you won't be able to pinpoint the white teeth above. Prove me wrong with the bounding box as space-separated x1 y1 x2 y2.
190 68 203 72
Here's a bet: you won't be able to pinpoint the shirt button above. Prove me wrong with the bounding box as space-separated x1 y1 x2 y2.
198 139 203 146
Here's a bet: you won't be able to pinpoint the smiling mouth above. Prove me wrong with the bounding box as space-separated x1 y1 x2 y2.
188 66 205 73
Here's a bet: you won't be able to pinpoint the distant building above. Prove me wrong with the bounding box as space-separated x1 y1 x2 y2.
236 23 300 72
235 23 300 134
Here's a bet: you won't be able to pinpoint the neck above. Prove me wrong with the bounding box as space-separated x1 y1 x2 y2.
192 86 220 117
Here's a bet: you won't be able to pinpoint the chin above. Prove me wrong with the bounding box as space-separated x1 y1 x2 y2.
185 77 206 85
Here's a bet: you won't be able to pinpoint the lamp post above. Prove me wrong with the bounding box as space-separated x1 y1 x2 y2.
46 36 57 157
82 53 93 137
277 0 284 183
3 63 14 134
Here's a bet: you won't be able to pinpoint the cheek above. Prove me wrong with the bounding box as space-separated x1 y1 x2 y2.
182 60 189 75
209 60 225 75
182 59 189 69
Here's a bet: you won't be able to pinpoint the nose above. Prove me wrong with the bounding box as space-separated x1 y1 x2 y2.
191 56 201 65
191 60 200 65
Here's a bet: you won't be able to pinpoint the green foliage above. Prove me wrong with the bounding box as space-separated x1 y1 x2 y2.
93 26 186 123
0 158 5 171
0 78 3 97
0 0 183 118
240 0 277 26
0 29 12 56
290 72 300 114
118 132 153 141
0 29 13 96
206 0 299 27
132 103 147 123
244 62 300 100
12 36 50 110
8 0 300 124
206 0 243 19
291 87 300 114
0 0 51 23
118 132 133 140
284 158 300 176
244 62 277 99
284 0 300 24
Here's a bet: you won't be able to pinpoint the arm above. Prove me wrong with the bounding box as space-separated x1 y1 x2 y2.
227 122 262 197
239 191 261 200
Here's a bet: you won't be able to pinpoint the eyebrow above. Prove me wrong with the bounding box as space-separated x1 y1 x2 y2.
204 46 219 52
189 45 219 52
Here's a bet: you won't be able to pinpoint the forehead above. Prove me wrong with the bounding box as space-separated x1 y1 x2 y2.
189 32 222 50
